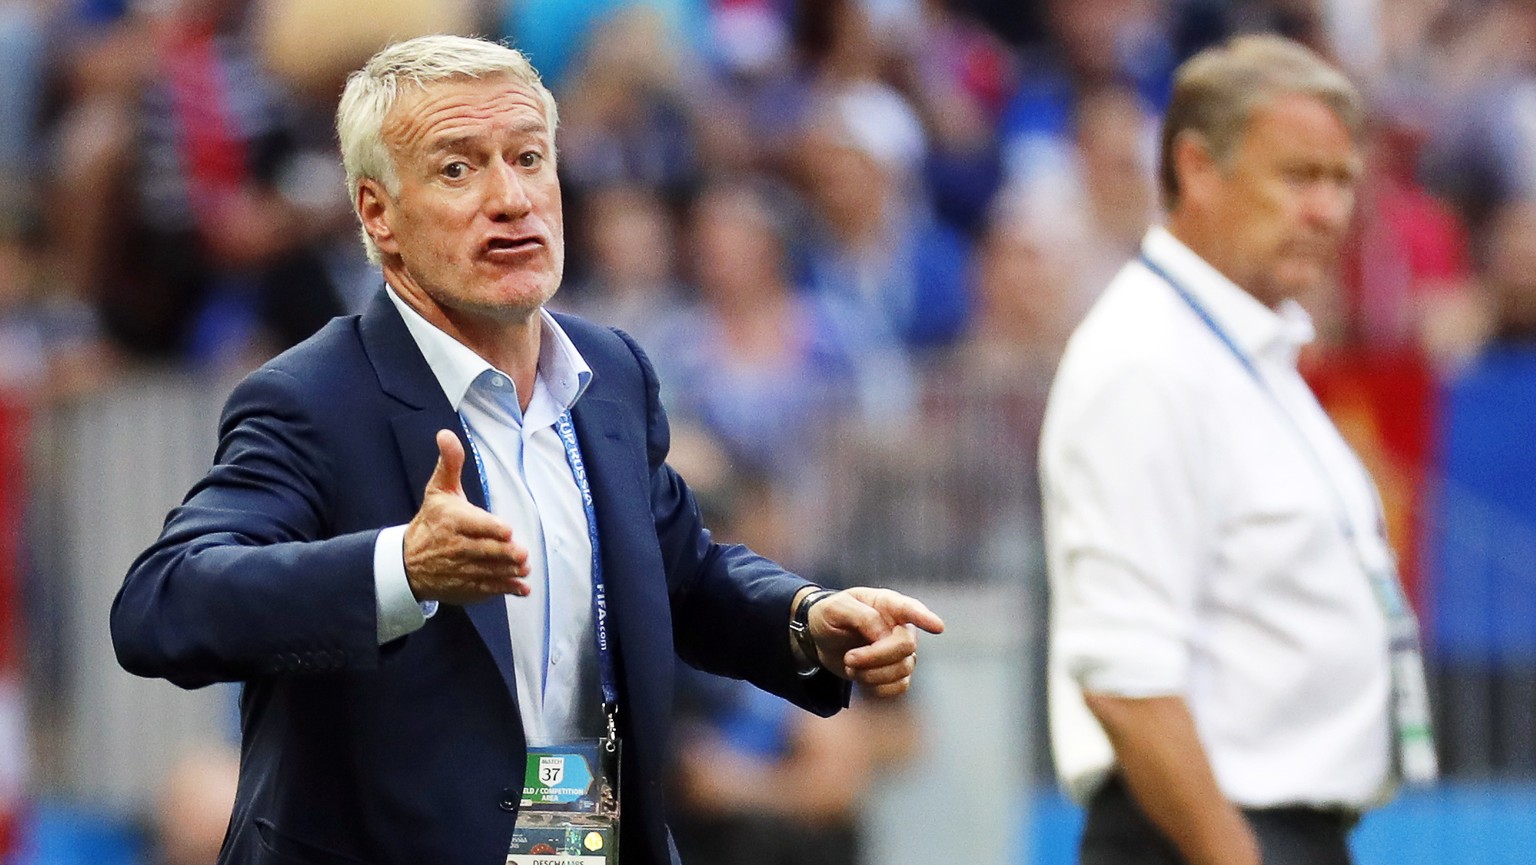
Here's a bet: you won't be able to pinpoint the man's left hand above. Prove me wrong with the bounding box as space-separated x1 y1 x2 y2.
809 588 945 697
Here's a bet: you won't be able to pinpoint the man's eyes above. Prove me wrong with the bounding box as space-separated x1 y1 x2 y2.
1281 164 1357 187
437 152 542 178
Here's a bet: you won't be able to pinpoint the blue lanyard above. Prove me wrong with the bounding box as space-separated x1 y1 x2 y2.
1138 253 1262 379
1137 252 1412 622
551 411 619 712
460 407 621 745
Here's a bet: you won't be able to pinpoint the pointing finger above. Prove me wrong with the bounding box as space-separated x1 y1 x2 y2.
881 595 945 635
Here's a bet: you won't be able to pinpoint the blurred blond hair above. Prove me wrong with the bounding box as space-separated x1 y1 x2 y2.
1158 34 1362 210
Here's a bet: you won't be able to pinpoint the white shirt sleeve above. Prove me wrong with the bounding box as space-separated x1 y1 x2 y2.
374 524 437 644
1045 364 1210 697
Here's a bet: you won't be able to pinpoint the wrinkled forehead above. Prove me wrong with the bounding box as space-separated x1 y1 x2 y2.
381 73 551 155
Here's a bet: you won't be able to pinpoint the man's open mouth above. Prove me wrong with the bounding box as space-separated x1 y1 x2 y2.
485 236 542 254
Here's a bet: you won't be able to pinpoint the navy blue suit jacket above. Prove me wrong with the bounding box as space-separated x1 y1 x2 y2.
111 292 849 865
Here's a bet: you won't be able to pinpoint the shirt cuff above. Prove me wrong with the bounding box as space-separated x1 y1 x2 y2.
374 524 436 644
1058 626 1189 697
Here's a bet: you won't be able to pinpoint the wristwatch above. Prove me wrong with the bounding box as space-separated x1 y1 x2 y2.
790 588 838 678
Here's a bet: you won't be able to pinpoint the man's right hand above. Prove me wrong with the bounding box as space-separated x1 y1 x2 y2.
403 429 532 605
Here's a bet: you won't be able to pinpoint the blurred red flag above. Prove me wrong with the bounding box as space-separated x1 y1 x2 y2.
1304 349 1437 612
0 393 27 855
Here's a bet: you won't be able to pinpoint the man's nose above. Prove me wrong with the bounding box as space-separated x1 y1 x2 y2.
484 160 533 218
1305 181 1355 232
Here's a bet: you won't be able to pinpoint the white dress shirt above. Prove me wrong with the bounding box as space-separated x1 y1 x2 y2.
373 287 599 746
1040 227 1393 809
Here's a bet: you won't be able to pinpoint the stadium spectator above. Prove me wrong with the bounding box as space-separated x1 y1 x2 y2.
998 0 1173 196
496 0 709 93
49 0 355 366
1334 117 1476 355
0 213 109 401
555 8 706 208
796 86 972 354
550 182 688 355
0 1 46 212
1071 85 1160 295
657 176 910 485
1419 0 1536 231
882 0 1016 235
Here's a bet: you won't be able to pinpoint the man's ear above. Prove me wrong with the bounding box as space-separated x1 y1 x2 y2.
357 179 399 256
1172 130 1220 210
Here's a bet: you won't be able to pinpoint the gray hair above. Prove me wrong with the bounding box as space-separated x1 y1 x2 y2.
1157 34 1363 211
336 34 559 263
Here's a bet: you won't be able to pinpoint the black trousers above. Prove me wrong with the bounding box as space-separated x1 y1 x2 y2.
1079 776 1356 865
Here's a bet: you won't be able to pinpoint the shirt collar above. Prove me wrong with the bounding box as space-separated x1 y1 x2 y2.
385 285 593 413
1141 225 1315 366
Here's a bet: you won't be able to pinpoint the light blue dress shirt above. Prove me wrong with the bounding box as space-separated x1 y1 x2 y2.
374 287 598 746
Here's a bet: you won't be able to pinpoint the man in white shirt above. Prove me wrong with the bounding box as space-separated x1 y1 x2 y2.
111 35 944 865
1041 35 1433 865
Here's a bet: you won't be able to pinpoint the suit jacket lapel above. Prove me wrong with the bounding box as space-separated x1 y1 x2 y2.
359 290 519 702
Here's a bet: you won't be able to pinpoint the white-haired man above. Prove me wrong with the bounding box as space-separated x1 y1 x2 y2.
112 35 943 865
1042 35 1435 865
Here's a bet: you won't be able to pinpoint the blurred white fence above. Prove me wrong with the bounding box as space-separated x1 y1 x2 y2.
28 373 238 814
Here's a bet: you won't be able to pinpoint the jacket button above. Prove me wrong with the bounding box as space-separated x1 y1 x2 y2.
499 788 519 812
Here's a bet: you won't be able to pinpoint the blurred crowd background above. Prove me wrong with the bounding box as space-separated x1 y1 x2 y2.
2 0 1535 862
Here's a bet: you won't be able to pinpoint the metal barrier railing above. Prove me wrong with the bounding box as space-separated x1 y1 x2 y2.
25 374 237 814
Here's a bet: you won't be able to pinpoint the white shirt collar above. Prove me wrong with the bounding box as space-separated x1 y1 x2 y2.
1141 225 1315 367
384 285 592 413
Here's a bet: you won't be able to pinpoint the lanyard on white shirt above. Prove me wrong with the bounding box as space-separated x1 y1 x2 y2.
1139 254 1383 557
462 410 621 755
1139 251 1437 785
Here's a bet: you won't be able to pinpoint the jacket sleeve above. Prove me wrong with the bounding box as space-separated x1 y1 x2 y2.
615 330 851 717
110 366 381 689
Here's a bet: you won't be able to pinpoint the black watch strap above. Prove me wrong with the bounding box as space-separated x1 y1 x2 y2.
790 588 838 677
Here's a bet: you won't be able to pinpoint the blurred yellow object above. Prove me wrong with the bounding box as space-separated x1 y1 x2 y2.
254 0 477 99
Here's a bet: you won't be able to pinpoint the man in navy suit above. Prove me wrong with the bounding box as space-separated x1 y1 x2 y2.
110 34 944 865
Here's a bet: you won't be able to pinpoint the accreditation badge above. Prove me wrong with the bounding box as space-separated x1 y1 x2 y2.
507 739 621 865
